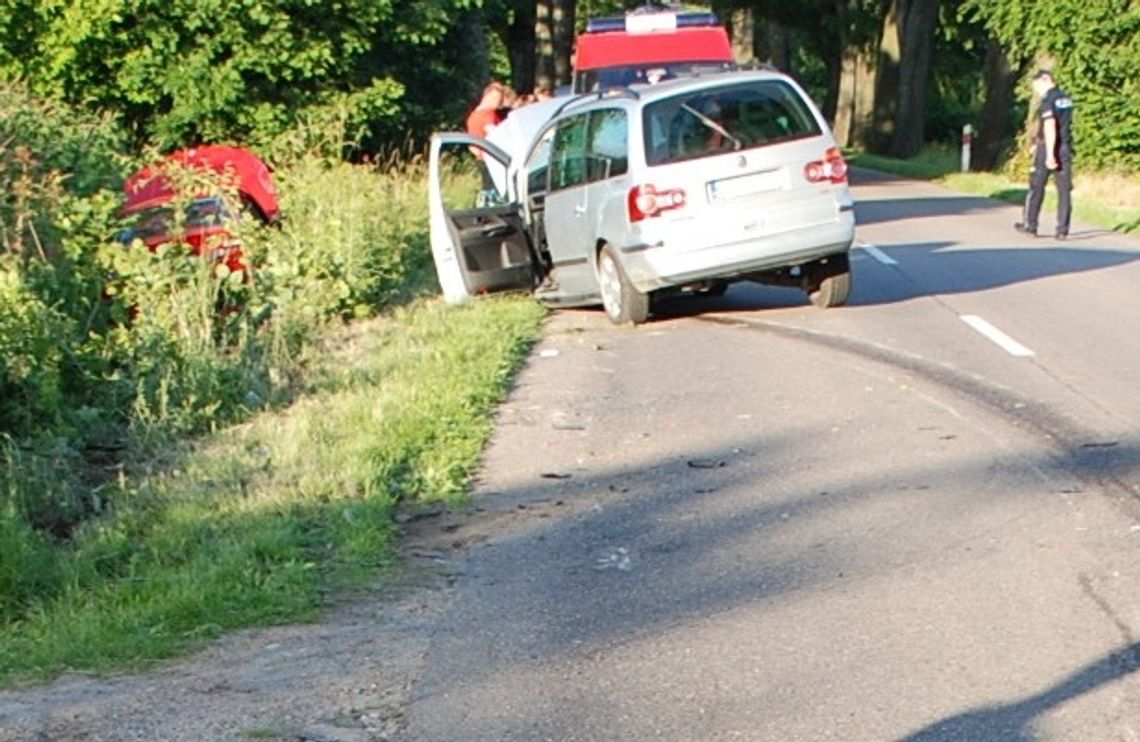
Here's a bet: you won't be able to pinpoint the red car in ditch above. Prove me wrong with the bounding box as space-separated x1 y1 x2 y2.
120 145 280 275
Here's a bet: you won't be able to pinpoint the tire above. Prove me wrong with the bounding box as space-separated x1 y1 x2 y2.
805 253 852 309
597 244 649 325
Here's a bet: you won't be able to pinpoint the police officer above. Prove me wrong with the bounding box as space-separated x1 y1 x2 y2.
1015 70 1075 240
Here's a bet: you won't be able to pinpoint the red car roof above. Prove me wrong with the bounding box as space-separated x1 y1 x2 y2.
574 27 733 71
123 145 280 223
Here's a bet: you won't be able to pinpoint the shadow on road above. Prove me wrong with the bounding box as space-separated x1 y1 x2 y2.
405 340 1140 738
648 240 1140 319
897 641 1140 741
408 426 1140 740
845 241 1140 306
855 195 1011 226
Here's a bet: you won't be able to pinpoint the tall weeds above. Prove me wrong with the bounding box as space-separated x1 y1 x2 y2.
1 81 487 656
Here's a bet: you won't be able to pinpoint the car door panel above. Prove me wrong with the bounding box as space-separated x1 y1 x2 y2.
428 133 536 303
542 116 597 299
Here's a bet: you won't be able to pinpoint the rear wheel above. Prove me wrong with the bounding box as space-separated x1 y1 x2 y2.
597 245 649 325
805 253 851 308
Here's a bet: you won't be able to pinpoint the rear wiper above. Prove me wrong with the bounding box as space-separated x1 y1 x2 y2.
681 104 742 151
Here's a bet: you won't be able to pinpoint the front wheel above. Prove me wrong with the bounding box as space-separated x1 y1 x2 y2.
597 245 649 325
805 253 851 308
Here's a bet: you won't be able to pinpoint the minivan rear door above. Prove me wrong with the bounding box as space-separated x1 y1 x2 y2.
428 133 537 303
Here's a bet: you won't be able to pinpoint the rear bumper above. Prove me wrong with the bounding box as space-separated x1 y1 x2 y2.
618 213 856 292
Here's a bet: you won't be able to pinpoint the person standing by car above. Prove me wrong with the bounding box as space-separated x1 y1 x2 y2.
466 80 505 138
1015 70 1075 240
466 81 506 192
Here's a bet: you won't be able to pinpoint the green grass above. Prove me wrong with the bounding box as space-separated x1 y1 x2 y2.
0 295 545 685
850 146 1140 234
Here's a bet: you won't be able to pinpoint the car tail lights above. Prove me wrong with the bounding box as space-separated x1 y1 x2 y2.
628 184 687 222
804 147 848 185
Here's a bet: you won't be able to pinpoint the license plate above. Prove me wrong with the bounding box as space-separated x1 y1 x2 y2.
707 169 786 201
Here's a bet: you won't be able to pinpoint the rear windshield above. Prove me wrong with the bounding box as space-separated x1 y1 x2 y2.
642 79 822 166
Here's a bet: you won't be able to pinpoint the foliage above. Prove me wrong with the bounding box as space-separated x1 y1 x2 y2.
0 297 545 683
966 0 1140 171
0 79 442 580
0 79 549 682
923 5 989 144
1 1 487 152
0 81 128 443
250 156 435 325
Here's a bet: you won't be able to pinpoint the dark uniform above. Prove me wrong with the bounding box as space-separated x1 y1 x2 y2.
1024 83 1075 237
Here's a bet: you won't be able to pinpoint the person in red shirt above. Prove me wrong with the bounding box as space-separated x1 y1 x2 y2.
466 81 505 139
465 81 506 192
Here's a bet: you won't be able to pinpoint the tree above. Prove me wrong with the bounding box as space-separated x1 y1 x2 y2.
971 38 1021 170
502 0 538 93
552 0 576 88
0 0 487 153
535 0 555 92
831 0 883 147
967 0 1140 171
725 7 756 64
871 0 941 157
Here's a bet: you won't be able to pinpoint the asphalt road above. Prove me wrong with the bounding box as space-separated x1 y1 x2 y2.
399 170 1140 742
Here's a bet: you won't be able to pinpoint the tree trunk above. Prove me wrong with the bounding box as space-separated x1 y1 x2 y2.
973 37 1017 171
834 45 876 148
535 0 555 93
822 44 842 123
890 0 938 157
869 1 900 153
729 7 755 64
832 0 882 148
552 0 575 88
756 18 791 72
457 11 492 101
871 0 939 157
507 0 537 93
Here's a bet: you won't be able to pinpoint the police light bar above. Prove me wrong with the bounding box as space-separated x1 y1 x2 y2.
584 11 720 34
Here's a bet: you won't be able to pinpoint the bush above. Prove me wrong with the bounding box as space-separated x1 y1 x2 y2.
0 83 445 535
250 155 433 326
0 83 473 677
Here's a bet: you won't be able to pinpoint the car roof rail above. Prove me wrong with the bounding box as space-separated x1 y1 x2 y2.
553 86 640 117
738 59 781 73
598 86 640 102
553 94 597 117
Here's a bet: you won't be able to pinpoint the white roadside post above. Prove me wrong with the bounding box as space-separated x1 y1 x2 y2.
961 124 973 172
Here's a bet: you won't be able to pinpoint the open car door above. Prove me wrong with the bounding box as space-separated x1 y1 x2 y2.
428 133 537 304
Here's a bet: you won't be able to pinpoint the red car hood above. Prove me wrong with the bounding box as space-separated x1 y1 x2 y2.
123 145 280 223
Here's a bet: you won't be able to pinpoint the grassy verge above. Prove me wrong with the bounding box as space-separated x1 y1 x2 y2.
0 295 545 686
850 145 1140 234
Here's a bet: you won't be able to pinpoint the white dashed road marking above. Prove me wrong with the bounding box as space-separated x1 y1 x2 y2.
857 242 898 266
960 314 1036 357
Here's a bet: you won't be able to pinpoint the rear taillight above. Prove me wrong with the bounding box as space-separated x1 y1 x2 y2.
628 184 687 222
804 147 848 185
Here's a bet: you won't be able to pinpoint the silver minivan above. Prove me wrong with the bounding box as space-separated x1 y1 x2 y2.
428 69 856 324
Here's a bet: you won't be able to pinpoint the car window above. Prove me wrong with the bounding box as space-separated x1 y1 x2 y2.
586 108 628 182
549 114 590 192
642 79 823 166
437 142 509 211
526 125 556 196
